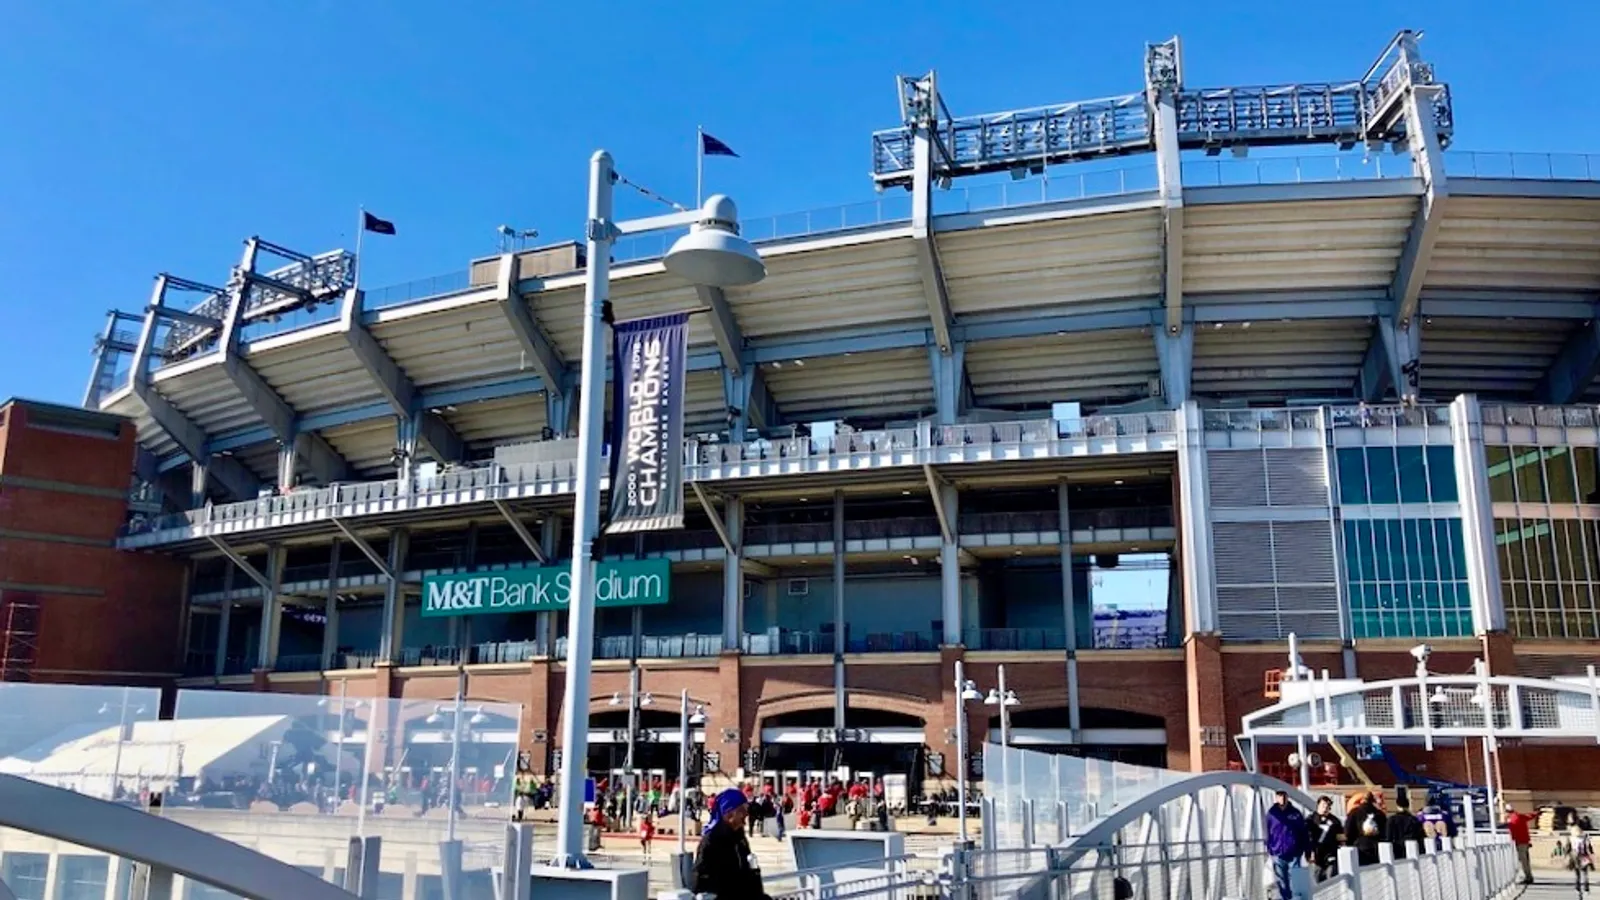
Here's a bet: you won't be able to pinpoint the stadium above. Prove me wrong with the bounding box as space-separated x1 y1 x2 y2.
23 29 1600 802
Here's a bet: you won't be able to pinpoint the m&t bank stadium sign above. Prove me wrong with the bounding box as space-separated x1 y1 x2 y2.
420 560 670 618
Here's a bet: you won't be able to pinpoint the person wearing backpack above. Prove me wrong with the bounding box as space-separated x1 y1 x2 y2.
1385 799 1427 859
1564 824 1595 895
1343 791 1387 867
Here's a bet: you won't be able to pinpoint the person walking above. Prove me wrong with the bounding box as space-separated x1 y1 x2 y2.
512 766 536 822
1564 824 1594 896
1385 798 1426 859
1503 800 1536 885
1307 796 1343 882
638 812 656 863
1343 791 1387 867
1265 789 1310 900
692 788 771 900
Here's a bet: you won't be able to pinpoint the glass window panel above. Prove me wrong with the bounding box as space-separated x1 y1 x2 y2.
1422 582 1442 610
1494 521 1516 582
1367 448 1399 504
1533 520 1560 580
1485 446 1516 503
1397 447 1429 503
1576 447 1600 504
1503 521 1531 580
1546 447 1579 504
1426 445 1459 503
1336 448 1369 505
1575 609 1598 641
1402 519 1425 581
1559 521 1586 583
1342 520 1366 582
1442 519 1468 579
1375 521 1399 580
1418 518 1441 581
1513 446 1547 503
1584 520 1600 582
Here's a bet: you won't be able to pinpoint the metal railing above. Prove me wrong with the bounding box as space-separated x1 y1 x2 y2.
1483 403 1600 429
1445 149 1600 181
742 630 831 656
123 413 1175 541
963 628 1067 651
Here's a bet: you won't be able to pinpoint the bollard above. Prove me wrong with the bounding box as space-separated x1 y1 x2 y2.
1020 800 1035 849
1336 847 1361 899
670 852 695 891
344 836 381 900
1056 801 1069 844
439 839 463 900
501 823 533 900
979 798 997 852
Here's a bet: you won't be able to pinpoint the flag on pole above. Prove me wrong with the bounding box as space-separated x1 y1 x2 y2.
700 132 739 158
362 211 397 235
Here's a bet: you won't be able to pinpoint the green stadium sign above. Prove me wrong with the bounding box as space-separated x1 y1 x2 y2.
420 559 670 618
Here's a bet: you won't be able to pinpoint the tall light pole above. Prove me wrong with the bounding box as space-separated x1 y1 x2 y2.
953 660 982 842
551 150 765 868
985 664 1021 834
609 680 654 827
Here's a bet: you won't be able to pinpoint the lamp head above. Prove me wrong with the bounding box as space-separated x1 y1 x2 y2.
1410 643 1433 663
960 680 982 702
984 689 1001 706
664 195 766 288
608 692 623 707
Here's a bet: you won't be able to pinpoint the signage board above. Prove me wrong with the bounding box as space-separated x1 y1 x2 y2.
420 559 670 618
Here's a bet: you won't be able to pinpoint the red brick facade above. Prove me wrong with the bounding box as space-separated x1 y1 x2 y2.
0 399 186 684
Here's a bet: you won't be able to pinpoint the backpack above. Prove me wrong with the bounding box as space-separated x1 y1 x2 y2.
1361 813 1380 837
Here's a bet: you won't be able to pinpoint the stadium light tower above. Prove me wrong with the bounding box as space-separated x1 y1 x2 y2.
551 150 765 868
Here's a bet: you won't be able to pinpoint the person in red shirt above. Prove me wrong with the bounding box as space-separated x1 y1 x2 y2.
1502 801 1535 885
638 813 656 862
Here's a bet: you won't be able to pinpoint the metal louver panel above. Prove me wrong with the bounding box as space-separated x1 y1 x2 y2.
1272 520 1337 583
1208 450 1268 508
1215 520 1340 641
1264 449 1329 507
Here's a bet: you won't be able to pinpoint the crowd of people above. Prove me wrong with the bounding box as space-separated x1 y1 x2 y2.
1265 788 1593 900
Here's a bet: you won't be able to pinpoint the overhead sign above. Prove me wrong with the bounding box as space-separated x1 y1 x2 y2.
606 313 689 533
420 559 670 618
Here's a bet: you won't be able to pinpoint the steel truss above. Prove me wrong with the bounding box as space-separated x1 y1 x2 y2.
872 30 1453 188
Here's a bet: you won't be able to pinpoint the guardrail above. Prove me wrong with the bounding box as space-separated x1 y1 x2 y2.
121 412 1176 544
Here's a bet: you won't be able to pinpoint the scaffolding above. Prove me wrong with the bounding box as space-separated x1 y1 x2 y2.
0 597 40 683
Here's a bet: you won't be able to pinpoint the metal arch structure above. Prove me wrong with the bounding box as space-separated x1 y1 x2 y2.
980 770 1316 900
0 772 358 900
1239 670 1600 748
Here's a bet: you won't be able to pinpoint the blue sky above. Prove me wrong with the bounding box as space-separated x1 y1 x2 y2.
1 0 1596 405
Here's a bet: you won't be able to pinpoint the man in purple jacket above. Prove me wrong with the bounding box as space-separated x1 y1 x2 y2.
1266 789 1311 900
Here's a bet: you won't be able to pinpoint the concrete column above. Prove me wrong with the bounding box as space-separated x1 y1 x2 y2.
939 484 962 644
1058 481 1082 740
833 490 846 657
1174 401 1217 635
322 541 342 670
722 497 744 650
1184 632 1228 772
833 490 847 733
929 344 967 426
537 516 562 652
1450 394 1506 634
189 458 209 509
256 544 287 671
277 439 299 492
379 528 410 662
215 565 234 677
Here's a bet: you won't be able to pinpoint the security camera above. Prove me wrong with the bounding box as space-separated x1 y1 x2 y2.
1410 644 1433 662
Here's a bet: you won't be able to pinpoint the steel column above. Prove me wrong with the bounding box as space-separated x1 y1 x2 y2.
378 529 410 662
1450 395 1506 633
722 497 744 650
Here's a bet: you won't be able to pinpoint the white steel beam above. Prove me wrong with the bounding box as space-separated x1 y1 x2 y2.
924 464 953 544
496 254 567 393
219 246 350 487
1536 314 1600 404
1154 327 1193 407
338 287 464 462
130 280 260 501
206 536 275 595
329 518 396 581
911 103 955 354
691 482 736 554
492 500 548 564
1146 38 1186 335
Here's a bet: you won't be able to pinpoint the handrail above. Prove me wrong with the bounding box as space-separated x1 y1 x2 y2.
122 413 1177 541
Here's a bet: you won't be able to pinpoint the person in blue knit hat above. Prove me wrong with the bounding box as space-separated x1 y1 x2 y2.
691 787 771 899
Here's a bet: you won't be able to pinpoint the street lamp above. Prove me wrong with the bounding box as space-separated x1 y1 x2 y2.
607 680 655 830
953 660 983 843
675 690 709 885
552 149 765 869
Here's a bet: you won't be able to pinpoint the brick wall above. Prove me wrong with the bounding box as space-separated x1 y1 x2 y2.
0 401 187 682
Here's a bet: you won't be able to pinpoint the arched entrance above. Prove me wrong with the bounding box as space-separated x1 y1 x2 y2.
757 707 928 795
993 707 1168 768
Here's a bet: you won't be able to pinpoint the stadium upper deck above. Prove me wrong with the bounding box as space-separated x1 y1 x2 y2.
86 31 1600 523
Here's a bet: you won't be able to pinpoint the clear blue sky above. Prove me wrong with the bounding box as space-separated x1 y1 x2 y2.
2 0 1595 405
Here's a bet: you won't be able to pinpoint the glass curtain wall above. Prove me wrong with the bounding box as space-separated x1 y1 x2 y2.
1488 444 1600 639
1335 446 1472 638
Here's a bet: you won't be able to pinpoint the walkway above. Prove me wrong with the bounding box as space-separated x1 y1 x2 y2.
1519 877 1594 899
